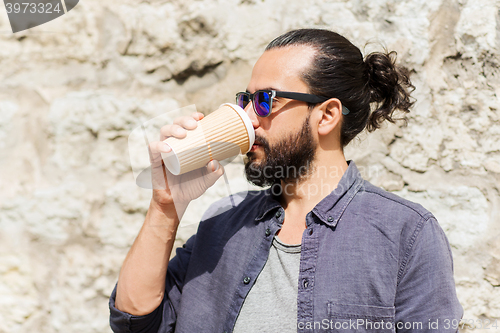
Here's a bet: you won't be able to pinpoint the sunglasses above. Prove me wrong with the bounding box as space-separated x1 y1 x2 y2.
235 90 350 117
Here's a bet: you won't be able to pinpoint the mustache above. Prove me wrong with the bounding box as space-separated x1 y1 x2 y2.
254 135 270 150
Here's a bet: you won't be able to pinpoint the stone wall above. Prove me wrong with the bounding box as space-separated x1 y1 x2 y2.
0 0 499 332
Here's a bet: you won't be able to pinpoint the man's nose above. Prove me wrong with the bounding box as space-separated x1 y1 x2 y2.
244 103 260 130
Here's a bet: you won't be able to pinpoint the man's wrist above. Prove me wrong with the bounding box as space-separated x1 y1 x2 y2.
149 199 187 224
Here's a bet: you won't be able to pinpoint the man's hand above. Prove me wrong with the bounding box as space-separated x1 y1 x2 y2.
148 112 225 213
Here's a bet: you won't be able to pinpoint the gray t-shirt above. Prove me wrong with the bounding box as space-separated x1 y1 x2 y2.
233 236 301 333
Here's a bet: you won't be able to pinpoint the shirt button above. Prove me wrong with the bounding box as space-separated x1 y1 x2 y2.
265 228 271 237
243 276 251 284
275 211 282 218
303 279 309 288
309 229 313 236
327 216 334 222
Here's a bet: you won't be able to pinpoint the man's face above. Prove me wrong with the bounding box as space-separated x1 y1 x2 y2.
243 45 319 187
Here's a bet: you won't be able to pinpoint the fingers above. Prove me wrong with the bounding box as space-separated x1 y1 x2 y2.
191 112 204 121
148 141 172 168
160 113 203 141
159 124 188 142
202 160 225 188
149 141 171 155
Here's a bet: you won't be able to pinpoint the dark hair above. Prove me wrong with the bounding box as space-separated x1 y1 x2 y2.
265 29 415 147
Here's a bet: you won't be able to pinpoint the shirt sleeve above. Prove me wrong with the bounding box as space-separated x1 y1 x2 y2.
109 234 197 333
394 216 463 332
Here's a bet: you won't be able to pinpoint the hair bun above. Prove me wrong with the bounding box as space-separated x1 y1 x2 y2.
364 51 414 131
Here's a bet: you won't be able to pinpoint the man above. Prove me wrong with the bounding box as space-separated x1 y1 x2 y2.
110 29 463 332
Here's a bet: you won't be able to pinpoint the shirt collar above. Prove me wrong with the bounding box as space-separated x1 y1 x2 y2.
311 160 364 227
254 182 283 221
255 160 364 227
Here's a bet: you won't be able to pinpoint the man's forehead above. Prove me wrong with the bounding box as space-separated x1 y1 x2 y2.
246 45 316 93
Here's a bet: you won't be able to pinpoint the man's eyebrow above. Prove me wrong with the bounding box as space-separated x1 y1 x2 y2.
246 87 281 94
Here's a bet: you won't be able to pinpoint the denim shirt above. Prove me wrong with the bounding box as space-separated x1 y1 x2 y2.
109 161 463 333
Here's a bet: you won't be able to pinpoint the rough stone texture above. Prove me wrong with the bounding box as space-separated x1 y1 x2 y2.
0 0 499 332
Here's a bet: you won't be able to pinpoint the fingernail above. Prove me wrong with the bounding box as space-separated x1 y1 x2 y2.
212 160 220 172
161 143 171 153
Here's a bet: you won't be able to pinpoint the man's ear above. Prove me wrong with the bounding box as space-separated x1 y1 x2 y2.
316 98 343 136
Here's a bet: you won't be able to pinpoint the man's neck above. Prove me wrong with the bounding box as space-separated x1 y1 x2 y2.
279 150 348 215
274 150 348 244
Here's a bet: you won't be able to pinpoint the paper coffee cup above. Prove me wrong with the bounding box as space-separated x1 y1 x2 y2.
161 103 255 175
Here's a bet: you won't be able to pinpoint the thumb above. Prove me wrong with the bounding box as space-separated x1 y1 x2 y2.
207 160 223 174
203 160 224 188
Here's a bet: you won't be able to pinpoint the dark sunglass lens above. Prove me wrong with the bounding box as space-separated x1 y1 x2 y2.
236 94 249 109
255 92 271 116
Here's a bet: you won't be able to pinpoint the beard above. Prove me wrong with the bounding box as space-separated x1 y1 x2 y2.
244 114 317 187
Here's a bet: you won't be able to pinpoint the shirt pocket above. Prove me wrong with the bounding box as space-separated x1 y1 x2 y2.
326 302 395 333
